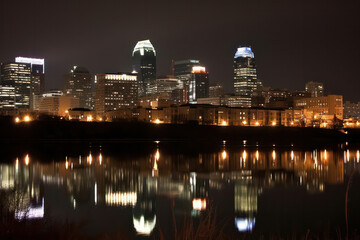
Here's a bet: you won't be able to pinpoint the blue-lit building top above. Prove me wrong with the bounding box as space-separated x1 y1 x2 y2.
234 47 254 59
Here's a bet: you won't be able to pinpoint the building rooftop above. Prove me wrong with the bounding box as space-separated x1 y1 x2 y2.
234 47 254 58
132 40 156 56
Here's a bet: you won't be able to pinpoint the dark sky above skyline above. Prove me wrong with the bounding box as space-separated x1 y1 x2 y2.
1 0 359 101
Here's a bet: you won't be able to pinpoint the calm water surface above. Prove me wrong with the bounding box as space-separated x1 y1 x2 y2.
1 141 360 238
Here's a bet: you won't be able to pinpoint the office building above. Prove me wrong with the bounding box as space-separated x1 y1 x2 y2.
95 73 138 114
344 101 360 119
0 62 31 109
15 57 45 110
305 81 324 98
132 40 156 96
233 46 262 107
62 66 93 109
295 95 343 127
173 59 201 103
209 83 224 98
155 75 180 94
189 66 209 103
39 91 79 116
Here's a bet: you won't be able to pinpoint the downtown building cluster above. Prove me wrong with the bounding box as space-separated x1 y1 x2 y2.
0 40 358 128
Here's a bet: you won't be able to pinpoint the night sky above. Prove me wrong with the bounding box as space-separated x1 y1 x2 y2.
1 0 359 101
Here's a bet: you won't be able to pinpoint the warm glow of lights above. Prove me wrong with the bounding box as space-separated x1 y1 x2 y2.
99 153 102 165
357 150 359 162
291 151 294 161
192 198 207 211
242 121 247 125
23 115 31 122
105 192 137 206
221 120 227 126
65 160 69 169
87 115 93 122
24 154 29 166
314 115 317 119
242 150 247 160
65 110 69 114
155 149 160 161
15 117 20 123
222 150 227 160
87 153 93 165
291 121 294 126
272 150 276 160
99 118 103 121
15 158 19 171
324 149 327 160
272 121 276 126
356 121 360 126
255 121 259 126
256 150 259 160
154 119 161 124
347 150 350 162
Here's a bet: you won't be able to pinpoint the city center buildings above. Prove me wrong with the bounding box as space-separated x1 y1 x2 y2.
233 47 262 107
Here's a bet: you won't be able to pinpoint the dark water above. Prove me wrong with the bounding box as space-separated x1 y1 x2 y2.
1 141 360 239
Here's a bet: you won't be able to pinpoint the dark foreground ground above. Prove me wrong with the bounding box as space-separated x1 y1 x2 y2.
0 117 357 147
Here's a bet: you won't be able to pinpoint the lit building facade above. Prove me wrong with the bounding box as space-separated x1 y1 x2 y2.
0 62 31 109
62 66 93 109
233 47 262 107
39 91 79 116
305 81 324 98
173 59 201 103
295 95 343 127
155 75 180 94
132 40 156 96
15 57 45 110
209 83 224 98
343 101 360 119
189 66 210 103
95 73 138 115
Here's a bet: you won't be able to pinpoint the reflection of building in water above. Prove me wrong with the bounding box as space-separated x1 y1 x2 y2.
0 159 43 219
234 173 257 232
0 147 356 235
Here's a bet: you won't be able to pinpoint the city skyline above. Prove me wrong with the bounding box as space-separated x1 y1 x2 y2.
0 0 359 101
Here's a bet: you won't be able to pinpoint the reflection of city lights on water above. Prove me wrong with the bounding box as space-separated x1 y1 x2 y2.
256 150 259 161
324 150 327 160
65 159 69 169
24 154 30 166
15 198 44 220
87 153 93 165
133 215 156 236
272 150 276 160
357 150 359 162
15 158 19 171
291 151 294 161
242 150 247 160
347 150 350 162
155 149 160 161
235 218 255 232
99 153 102 165
192 198 207 211
106 192 137 206
222 150 227 160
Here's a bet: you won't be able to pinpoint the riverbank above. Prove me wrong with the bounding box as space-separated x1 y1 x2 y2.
0 118 351 146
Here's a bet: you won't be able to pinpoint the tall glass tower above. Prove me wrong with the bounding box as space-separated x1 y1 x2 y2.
132 40 156 97
233 46 262 107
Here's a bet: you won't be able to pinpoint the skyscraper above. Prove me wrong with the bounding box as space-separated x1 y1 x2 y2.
0 62 31 109
95 73 138 115
62 66 93 109
15 57 45 110
305 81 324 98
173 59 201 103
233 46 262 107
132 40 156 97
189 66 210 103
